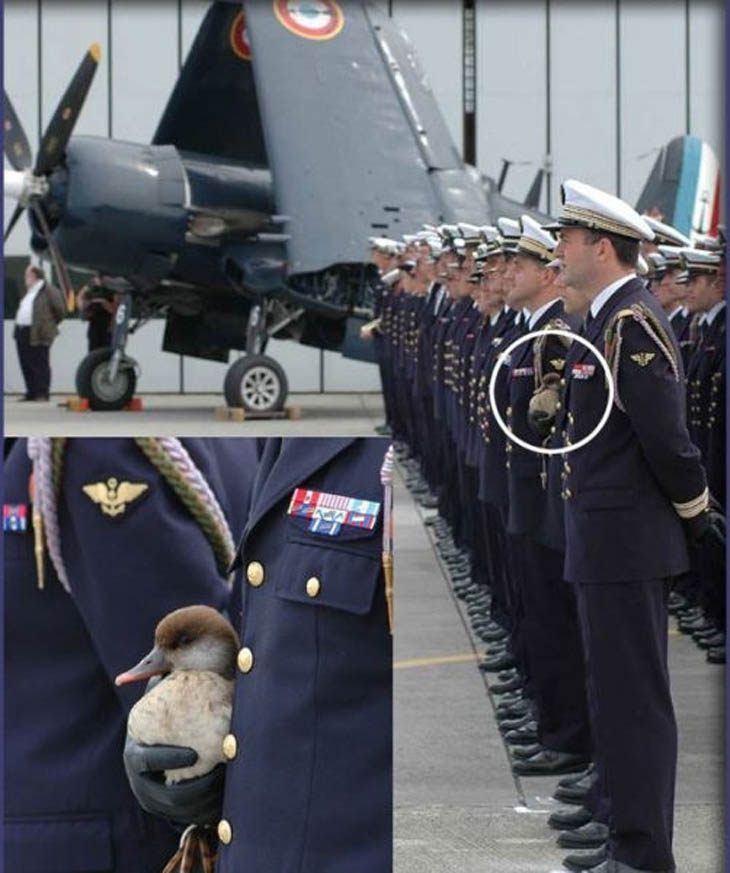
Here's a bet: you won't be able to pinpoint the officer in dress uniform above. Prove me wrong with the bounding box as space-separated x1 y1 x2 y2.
123 438 393 873
4 437 257 873
545 180 712 873
500 216 592 778
675 246 726 663
652 246 695 367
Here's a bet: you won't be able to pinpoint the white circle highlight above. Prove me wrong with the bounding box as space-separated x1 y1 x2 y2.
487 328 615 456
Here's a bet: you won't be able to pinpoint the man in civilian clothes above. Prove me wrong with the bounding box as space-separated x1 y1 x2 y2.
13 263 66 401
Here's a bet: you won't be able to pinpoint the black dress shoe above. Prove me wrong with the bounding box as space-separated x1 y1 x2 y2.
374 424 392 435
679 617 712 634
707 646 726 664
557 821 609 849
557 764 594 788
696 631 725 649
497 699 531 719
690 622 718 639
554 783 591 805
548 805 593 831
511 743 544 760
499 712 534 732
491 676 524 695
16 395 33 401
504 723 539 745
513 750 591 777
478 654 516 672
477 627 508 643
562 843 607 871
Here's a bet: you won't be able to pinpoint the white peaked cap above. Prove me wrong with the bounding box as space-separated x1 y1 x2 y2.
544 179 654 241
517 214 557 262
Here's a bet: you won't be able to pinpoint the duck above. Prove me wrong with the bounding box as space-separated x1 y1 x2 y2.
115 605 239 785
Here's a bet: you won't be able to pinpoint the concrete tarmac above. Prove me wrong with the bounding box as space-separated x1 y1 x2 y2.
394 470 724 873
4 392 385 436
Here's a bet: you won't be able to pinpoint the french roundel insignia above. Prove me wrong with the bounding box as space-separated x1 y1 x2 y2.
273 0 345 41
230 10 252 60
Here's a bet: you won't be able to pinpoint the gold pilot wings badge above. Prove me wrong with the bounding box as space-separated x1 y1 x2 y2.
82 478 149 517
630 352 656 367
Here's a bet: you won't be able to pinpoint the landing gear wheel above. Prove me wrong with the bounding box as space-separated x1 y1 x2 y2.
75 348 137 411
224 354 288 414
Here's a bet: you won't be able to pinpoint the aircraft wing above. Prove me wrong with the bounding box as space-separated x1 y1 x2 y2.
244 0 487 275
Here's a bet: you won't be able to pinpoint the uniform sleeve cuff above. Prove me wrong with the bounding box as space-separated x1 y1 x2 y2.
673 487 709 519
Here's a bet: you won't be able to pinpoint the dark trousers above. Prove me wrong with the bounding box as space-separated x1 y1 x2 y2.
513 537 592 755
14 326 51 398
575 579 676 872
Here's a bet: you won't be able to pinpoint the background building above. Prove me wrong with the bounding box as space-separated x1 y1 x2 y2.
3 0 724 394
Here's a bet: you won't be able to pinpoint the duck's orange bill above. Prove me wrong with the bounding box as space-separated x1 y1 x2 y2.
115 645 172 686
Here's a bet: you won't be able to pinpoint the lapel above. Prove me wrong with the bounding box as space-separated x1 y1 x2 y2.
512 299 563 369
245 438 356 535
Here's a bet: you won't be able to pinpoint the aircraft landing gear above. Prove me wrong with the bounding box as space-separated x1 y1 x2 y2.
76 347 137 411
223 354 288 413
75 290 137 411
222 302 290 413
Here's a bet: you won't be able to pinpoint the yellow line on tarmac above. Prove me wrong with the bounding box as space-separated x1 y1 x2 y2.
394 652 479 670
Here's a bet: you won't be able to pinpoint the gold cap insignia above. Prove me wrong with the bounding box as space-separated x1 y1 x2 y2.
82 478 149 517
630 352 655 367
549 358 566 371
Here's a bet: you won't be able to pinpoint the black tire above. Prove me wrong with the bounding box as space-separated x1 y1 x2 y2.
223 354 288 413
75 348 137 411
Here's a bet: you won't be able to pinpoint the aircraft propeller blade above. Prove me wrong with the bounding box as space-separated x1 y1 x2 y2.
4 203 27 242
34 43 101 177
4 91 33 170
29 200 75 310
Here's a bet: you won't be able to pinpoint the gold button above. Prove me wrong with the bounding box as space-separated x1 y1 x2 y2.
217 819 232 844
306 576 321 598
564 464 572 474
246 561 265 587
565 489 573 498
560 378 566 386
550 426 556 434
555 402 561 410
237 647 254 673
222 734 238 760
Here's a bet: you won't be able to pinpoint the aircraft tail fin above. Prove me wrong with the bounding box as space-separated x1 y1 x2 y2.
636 135 721 239
152 2 267 167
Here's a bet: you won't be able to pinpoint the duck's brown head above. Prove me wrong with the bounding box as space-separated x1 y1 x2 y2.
115 605 239 686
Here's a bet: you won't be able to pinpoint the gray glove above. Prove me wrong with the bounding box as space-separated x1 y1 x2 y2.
123 736 225 827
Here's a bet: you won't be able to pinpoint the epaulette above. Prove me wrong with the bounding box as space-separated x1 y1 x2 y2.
533 317 573 388
604 302 680 412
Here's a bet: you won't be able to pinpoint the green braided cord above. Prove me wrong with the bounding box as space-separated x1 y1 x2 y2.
51 438 68 498
134 438 232 576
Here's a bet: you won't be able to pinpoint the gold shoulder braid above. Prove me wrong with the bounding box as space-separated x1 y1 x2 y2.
532 317 573 390
604 303 680 412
